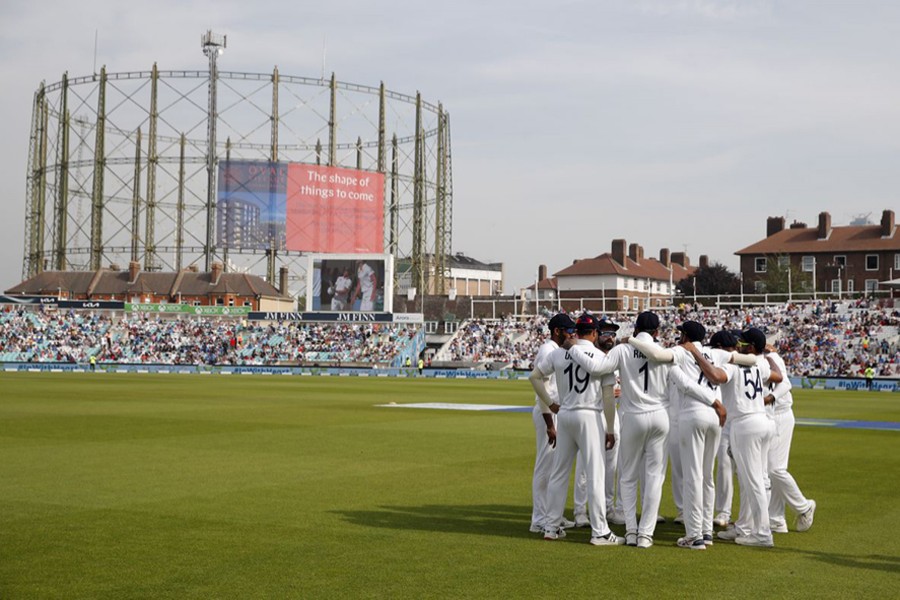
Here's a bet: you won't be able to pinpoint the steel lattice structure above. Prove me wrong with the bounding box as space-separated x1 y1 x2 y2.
22 58 453 296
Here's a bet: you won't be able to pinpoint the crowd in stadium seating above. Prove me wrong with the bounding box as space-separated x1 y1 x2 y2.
0 308 417 366
440 300 900 378
1 299 898 377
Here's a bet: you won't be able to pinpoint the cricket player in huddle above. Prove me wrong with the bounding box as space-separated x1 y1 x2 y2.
566 312 673 548
687 328 783 547
629 323 755 550
529 313 578 534
764 346 817 533
529 314 624 546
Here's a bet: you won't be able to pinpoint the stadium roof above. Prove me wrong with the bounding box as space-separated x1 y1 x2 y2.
5 265 284 298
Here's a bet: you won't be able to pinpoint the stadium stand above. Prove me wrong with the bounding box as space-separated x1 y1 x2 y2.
0 300 897 377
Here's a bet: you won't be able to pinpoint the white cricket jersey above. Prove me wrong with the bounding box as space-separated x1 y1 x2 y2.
667 343 722 415
569 332 670 414
358 263 376 302
533 340 560 409
719 355 771 422
536 339 614 412
334 275 352 302
766 351 793 413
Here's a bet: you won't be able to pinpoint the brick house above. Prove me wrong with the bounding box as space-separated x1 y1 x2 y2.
735 209 899 295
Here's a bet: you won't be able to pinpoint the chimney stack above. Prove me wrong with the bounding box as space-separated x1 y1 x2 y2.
211 262 223 285
671 252 689 268
128 261 140 284
279 266 289 296
699 255 709 269
659 248 671 268
612 239 627 266
817 212 832 240
881 209 896 237
628 243 644 264
767 216 785 237
538 264 548 282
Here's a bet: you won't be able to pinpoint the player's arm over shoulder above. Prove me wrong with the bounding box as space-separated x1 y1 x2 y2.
569 343 618 375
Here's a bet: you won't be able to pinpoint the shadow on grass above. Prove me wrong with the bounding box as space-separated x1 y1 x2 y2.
332 504 697 543
333 504 533 538
777 548 900 575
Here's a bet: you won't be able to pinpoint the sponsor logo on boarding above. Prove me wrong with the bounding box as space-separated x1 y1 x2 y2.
393 313 424 323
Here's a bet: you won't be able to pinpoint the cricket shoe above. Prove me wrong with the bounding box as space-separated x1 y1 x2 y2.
676 537 706 550
590 532 626 546
559 518 577 529
637 535 653 549
574 514 591 528
702 534 714 546
796 500 816 532
656 515 666 524
673 514 685 525
529 524 543 533
543 526 567 541
625 532 638 547
735 535 774 548
717 526 738 541
713 513 730 528
607 508 626 525
769 520 788 533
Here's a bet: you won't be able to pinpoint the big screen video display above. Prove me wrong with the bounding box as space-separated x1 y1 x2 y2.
217 161 384 253
306 254 393 313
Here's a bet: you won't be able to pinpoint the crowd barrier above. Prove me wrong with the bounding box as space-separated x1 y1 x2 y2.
2 362 898 392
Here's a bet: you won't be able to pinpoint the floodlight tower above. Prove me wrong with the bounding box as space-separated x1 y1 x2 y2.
202 30 226 271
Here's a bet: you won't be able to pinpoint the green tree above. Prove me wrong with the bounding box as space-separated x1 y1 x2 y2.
676 262 741 296
759 255 812 294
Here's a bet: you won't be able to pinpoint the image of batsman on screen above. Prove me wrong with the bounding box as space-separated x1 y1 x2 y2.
351 260 378 311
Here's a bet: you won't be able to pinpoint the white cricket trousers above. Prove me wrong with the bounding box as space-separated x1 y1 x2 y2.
730 413 773 542
576 418 614 516
680 408 721 540
619 408 669 537
667 413 683 518
546 409 611 538
768 409 812 524
715 422 734 519
531 405 555 529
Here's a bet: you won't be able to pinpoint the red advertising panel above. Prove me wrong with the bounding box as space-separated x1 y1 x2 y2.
285 165 384 253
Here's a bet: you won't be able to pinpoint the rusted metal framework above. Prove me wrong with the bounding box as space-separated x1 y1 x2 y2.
22 52 453 297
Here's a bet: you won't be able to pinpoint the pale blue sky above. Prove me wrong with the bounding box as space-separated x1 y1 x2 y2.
1 0 899 293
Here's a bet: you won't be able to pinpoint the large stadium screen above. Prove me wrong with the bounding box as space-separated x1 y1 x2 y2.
217 161 384 253
306 254 393 313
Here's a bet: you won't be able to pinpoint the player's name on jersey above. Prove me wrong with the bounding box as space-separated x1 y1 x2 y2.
248 311 422 323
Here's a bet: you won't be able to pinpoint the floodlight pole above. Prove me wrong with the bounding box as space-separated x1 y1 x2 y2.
202 30 226 272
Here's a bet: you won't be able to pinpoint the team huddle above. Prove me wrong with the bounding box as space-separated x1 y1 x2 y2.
528 311 816 549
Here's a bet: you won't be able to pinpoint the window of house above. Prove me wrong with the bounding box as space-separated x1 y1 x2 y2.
866 255 879 271
778 256 789 268
216 297 224 306
834 255 846 268
754 280 766 293
754 257 766 273
425 321 438 334
444 321 459 334
865 279 878 293
623 295 629 310
894 253 900 270
830 279 841 293
801 256 815 272
847 279 855 293
228 298 235 307
632 297 640 310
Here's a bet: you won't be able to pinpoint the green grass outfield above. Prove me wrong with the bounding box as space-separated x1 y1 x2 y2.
1 373 898 599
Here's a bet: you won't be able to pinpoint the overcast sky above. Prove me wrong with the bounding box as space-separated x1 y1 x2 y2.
2 0 899 293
